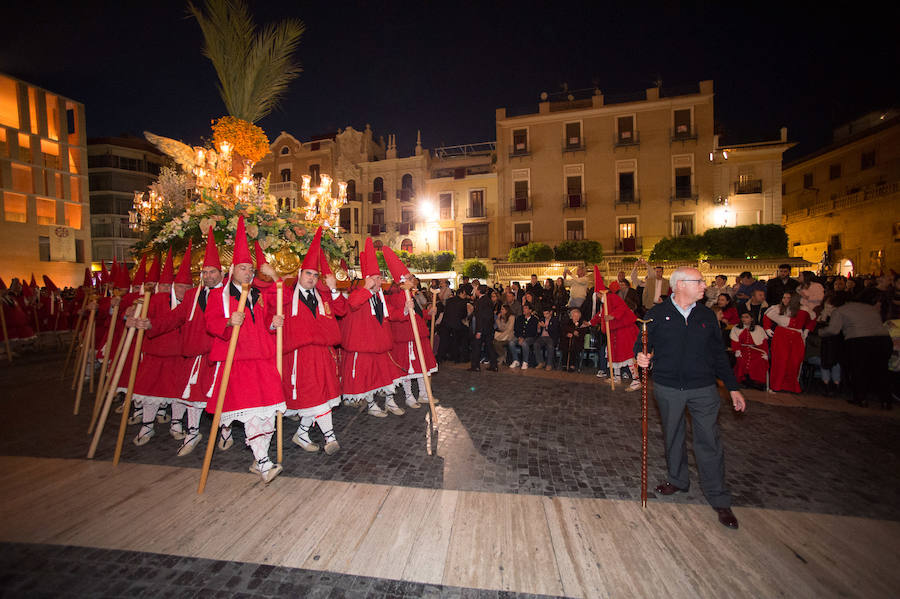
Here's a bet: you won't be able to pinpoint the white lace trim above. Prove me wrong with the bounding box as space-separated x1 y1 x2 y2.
220 402 287 427
341 383 398 401
291 396 342 418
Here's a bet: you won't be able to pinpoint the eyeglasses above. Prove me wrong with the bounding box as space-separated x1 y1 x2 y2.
679 279 705 284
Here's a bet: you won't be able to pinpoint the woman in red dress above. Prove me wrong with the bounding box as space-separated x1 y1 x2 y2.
730 312 769 389
763 292 815 393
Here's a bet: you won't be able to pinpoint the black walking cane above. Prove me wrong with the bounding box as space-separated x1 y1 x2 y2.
637 318 653 508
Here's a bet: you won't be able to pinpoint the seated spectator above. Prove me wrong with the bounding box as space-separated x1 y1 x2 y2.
716 293 740 326
820 289 892 408
535 307 560 370
797 271 825 317
560 307 590 371
490 289 501 314
737 289 768 327
730 312 769 389
764 292 816 393
512 302 539 369
504 290 522 317
705 274 734 306
493 304 516 365
735 271 766 301
766 264 799 306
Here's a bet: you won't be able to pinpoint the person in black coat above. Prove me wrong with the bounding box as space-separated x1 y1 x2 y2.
765 264 799 307
468 284 498 371
560 306 590 371
534 306 560 369
439 288 469 363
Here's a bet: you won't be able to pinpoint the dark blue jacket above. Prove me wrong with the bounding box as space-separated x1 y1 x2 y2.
635 297 739 391
536 315 560 343
514 313 539 338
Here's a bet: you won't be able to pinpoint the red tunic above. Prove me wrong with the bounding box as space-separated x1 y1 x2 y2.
204 283 285 424
590 292 639 366
763 308 815 393
339 287 400 399
133 292 189 403
2 295 35 340
386 291 437 379
272 281 348 415
730 326 769 385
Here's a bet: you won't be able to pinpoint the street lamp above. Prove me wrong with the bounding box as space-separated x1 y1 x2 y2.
418 199 438 253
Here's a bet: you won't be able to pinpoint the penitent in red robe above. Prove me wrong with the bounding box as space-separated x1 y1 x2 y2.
590 291 639 367
763 307 815 393
386 291 437 379
204 282 285 424
133 292 190 404
729 325 769 386
339 287 401 400
272 280 348 416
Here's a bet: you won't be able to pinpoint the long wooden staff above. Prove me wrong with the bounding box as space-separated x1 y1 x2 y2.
275 280 283 466
71 303 93 390
429 289 437 346
72 307 96 414
87 317 96 394
404 288 439 456
0 301 12 364
112 291 152 466
637 318 653 509
599 290 615 390
87 300 144 457
95 299 119 398
63 294 88 378
198 284 249 494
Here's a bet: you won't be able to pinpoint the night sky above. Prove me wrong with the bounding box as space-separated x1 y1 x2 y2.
3 1 897 161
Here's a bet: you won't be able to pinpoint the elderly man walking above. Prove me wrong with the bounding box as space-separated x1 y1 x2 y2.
636 266 746 529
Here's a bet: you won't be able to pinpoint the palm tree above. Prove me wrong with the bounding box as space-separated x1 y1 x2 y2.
188 0 305 124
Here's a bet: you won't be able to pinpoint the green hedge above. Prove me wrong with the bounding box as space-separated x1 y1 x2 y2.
508 242 555 263
461 259 489 279
650 225 788 261
553 240 603 263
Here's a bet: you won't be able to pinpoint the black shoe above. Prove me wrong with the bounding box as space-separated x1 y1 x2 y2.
466 367 480 372
714 507 739 529
486 365 498 372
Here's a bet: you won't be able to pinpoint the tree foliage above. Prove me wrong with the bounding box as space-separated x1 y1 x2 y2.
650 225 789 261
508 242 554 263
553 240 603 263
461 259 489 279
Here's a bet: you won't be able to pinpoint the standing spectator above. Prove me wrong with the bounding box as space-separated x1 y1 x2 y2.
490 289 501 314
734 271 766 301
736 289 768 327
552 277 569 317
730 312 769 390
511 281 524 302
535 307 560 370
797 271 825 317
439 288 469 363
437 279 452 303
766 264 800 306
616 279 641 314
468 284 498 372
636 264 670 311
716 293 739 326
525 274 543 303
819 289 892 408
512 302 539 369
815 292 845 396
564 265 591 308
706 275 734 306
494 304 516 365
635 266 746 530
559 307 590 371
764 292 815 393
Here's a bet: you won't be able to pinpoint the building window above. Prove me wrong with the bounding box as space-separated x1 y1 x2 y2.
280 146 290 155
11 164 33 194
75 239 84 263
513 180 529 211
372 208 385 232
3 192 27 223
512 128 528 154
861 150 875 170
673 214 694 237
438 230 454 252
514 222 531 246
0 75 19 129
64 202 81 229
468 189 485 218
439 192 452 219
399 173 414 202
353 207 359 234
673 108 692 138
566 175 583 207
829 164 841 180
618 217 638 252
346 180 356 202
36 198 56 225
617 115 635 143
401 238 414 253
339 207 351 231
280 168 291 182
674 167 693 199
371 177 384 203
565 122 581 148
46 93 60 141
309 164 320 186
39 236 50 261
803 173 813 189
781 183 786 196
618 172 635 203
565 220 584 241
463 223 489 258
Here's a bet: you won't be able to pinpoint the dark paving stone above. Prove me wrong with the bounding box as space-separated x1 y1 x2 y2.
0 542 571 598
1 351 899 520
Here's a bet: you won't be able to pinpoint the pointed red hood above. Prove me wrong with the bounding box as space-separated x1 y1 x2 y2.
254 241 268 269
202 226 222 270
300 227 323 272
593 265 607 291
113 262 131 289
0 277 6 291
132 255 148 287
82 268 92 288
29 273 37 288
99 261 109 284
159 249 175 284
175 241 194 285
42 275 59 292
232 215 252 266
381 246 411 283
360 237 380 277
146 254 161 283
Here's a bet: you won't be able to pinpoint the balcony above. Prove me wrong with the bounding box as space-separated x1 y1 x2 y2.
562 137 585 153
369 191 384 203
510 195 531 213
369 223 386 236
563 193 586 209
670 126 698 143
511 236 531 248
270 181 298 198
466 205 486 218
509 144 529 159
615 236 642 253
614 130 640 148
397 188 415 202
670 185 699 204
615 190 640 205
733 179 763 194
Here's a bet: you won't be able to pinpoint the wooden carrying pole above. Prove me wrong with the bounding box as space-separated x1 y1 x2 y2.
63 294 89 378
72 308 97 414
87 315 141 457
87 317 96 393
637 318 653 509
91 306 126 433
198 284 249 494
0 301 12 364
95 300 119 401
71 303 94 391
275 281 283 466
404 289 439 455
111 291 152 466
429 290 437 346
599 290 615 390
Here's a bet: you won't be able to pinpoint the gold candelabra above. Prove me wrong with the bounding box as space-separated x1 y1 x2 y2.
129 189 163 231
299 173 347 230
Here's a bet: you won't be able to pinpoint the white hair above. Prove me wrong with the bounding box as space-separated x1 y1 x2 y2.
669 266 699 288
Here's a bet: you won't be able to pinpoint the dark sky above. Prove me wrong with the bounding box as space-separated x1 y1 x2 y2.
3 1 897 161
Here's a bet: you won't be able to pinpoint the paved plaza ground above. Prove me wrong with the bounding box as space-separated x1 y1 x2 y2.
0 348 898 597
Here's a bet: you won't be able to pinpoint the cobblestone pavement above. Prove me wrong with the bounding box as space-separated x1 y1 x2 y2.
1 351 899 521
0 542 564 599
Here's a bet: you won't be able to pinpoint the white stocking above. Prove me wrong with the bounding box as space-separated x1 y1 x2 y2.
244 416 274 472
171 402 186 422
186 406 202 432
384 392 399 409
315 409 336 442
296 416 315 443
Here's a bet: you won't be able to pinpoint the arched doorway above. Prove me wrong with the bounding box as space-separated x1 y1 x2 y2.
401 238 414 253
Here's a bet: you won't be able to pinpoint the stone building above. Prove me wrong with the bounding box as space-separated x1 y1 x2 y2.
0 73 90 288
782 111 900 275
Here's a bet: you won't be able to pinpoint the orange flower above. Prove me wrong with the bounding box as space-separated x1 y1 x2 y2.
211 116 270 164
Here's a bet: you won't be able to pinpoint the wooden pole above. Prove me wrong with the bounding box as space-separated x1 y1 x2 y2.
188 281 202 322
87 325 138 458
429 289 437 347
404 288 439 456
275 281 283 466
0 301 12 364
198 284 249 494
637 318 653 509
87 316 96 394
89 328 126 435
63 294 89 378
72 308 96 415
112 291 152 466
599 290 615 391
95 300 119 399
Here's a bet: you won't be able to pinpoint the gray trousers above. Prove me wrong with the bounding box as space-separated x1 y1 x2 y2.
653 383 731 508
